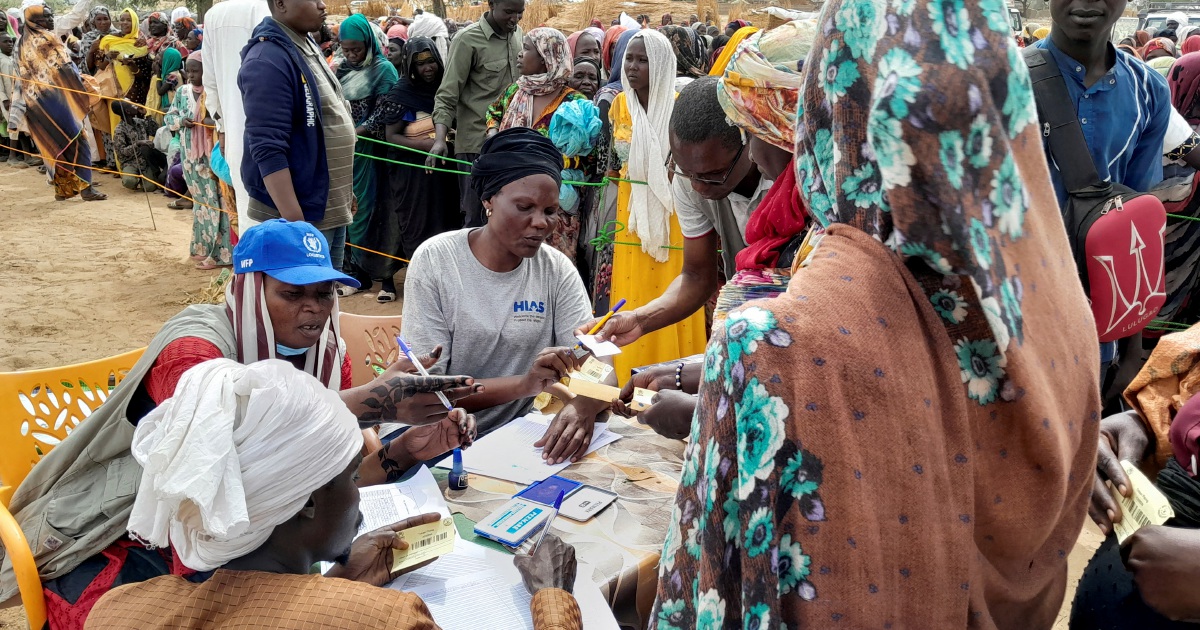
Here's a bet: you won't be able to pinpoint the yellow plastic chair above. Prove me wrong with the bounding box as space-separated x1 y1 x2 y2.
339 312 403 388
0 348 145 630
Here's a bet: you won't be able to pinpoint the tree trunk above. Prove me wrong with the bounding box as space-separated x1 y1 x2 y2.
432 0 447 19
193 0 215 23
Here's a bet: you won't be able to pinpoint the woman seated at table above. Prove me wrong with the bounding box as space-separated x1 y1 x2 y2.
0 220 479 628
402 127 613 465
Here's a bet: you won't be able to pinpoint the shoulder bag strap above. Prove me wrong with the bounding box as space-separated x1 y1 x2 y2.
1022 47 1110 194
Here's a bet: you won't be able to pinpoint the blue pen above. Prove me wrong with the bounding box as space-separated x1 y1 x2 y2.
396 335 453 411
530 490 565 555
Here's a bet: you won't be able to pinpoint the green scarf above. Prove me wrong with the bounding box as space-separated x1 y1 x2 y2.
159 46 182 109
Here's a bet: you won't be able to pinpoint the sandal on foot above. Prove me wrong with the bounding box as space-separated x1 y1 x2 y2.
195 257 218 270
81 190 107 201
167 200 193 210
336 283 360 297
376 290 396 303
54 195 69 201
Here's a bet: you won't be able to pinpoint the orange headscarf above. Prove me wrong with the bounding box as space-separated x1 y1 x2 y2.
601 25 627 71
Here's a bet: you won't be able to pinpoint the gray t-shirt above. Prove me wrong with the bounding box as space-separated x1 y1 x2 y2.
401 229 594 434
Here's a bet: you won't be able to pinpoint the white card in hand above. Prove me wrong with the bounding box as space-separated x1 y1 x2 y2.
575 333 621 357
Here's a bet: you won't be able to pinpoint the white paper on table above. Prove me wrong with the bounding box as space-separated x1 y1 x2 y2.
356 465 451 536
434 414 622 484
322 466 453 574
388 538 618 630
575 333 622 357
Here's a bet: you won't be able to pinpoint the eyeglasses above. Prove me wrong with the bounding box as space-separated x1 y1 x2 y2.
664 142 746 186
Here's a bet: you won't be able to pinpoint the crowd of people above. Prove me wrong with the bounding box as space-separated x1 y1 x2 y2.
2 0 1200 627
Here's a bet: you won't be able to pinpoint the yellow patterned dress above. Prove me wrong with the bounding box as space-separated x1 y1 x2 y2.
607 92 706 380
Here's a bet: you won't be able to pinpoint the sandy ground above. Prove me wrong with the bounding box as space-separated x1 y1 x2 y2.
0 164 1104 627
0 166 403 373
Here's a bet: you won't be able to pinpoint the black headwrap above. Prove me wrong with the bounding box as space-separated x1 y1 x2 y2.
471 128 563 202
384 36 443 120
572 55 601 77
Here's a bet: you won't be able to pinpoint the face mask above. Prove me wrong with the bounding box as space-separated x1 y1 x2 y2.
275 343 310 357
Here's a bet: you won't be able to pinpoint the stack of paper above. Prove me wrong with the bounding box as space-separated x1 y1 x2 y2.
434 413 622 484
332 466 619 628
388 539 618 630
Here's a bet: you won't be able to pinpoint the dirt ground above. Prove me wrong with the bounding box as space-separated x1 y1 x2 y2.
0 166 402 373
0 164 1104 627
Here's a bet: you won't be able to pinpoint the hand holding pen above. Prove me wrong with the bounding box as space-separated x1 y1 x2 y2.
397 335 454 411
363 341 481 426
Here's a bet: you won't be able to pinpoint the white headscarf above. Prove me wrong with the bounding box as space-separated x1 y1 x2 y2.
621 29 676 262
1168 12 1190 31
127 359 363 572
408 12 449 61
170 6 191 23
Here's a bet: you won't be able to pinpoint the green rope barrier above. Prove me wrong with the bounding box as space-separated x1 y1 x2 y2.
354 135 648 187
1167 213 1200 223
356 135 475 167
354 152 471 177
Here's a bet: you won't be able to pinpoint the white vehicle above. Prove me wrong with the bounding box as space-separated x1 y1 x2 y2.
1006 2 1023 37
1138 3 1200 32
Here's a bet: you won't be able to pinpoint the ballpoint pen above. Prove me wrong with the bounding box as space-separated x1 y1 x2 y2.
530 490 565 555
396 335 453 411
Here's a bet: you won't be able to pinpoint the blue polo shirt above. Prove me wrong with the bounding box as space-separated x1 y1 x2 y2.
1035 39 1172 208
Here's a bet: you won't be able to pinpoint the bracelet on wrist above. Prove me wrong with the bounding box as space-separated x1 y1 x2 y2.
675 362 684 390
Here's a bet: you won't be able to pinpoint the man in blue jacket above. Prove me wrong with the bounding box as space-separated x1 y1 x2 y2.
238 0 355 271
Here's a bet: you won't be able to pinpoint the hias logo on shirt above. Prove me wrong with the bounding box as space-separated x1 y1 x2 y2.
513 300 545 313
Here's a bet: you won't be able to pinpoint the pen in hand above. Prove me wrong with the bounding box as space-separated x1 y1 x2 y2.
530 490 565 556
396 335 453 411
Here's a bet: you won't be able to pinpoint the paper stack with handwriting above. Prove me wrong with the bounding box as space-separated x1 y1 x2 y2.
387 539 618 630
364 468 618 629
434 413 621 484
1111 460 1176 543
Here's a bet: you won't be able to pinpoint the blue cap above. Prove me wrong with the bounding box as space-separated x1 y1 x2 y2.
233 219 360 288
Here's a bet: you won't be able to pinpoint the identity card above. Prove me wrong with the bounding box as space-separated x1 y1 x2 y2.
1111 460 1176 544
392 516 457 573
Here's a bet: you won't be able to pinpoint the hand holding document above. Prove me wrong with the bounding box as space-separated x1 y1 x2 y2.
1111 460 1176 544
392 515 457 573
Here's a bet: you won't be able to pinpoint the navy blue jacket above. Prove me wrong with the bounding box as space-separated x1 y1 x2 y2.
238 17 329 223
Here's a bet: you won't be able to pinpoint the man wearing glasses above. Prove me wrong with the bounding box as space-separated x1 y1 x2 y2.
578 77 770 347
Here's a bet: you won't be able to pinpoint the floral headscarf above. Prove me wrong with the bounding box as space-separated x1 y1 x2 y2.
650 0 1101 626
500 27 571 129
80 6 116 69
794 0 1067 357
661 24 706 77
717 18 816 151
1145 36 1178 59
518 27 572 95
144 11 179 55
